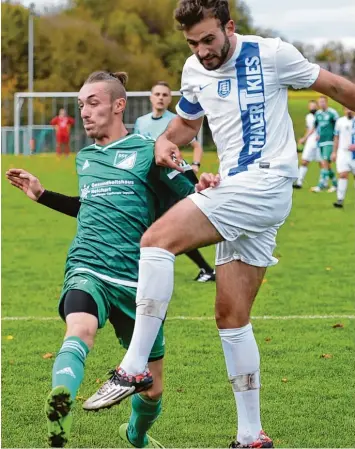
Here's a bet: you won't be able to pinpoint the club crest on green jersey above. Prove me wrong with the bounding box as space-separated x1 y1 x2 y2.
113 151 137 169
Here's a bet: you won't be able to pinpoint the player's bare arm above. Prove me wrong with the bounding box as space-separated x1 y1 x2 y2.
155 115 203 171
312 69 355 110
331 135 339 162
191 139 203 173
299 127 315 145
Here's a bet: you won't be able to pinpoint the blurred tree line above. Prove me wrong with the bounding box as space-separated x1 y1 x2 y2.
1 0 354 126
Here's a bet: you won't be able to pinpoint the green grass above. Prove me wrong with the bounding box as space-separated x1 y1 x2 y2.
2 137 355 447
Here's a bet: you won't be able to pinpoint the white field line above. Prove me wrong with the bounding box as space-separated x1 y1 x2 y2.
1 314 355 322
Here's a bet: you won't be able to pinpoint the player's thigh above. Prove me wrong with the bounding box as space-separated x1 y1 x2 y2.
336 155 351 175
215 226 279 328
302 141 318 162
60 272 110 330
141 197 223 254
108 285 166 362
320 145 333 162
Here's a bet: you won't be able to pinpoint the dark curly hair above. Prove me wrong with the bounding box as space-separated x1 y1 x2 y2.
174 0 230 30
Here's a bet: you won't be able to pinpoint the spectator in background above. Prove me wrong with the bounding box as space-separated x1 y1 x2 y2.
50 108 75 156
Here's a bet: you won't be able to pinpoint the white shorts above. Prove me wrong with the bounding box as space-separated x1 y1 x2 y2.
189 170 293 268
302 137 321 162
336 152 355 174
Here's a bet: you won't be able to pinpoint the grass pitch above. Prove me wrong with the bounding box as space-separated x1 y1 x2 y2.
2 94 355 448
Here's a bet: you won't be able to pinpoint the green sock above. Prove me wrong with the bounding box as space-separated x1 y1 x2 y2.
318 169 329 188
127 394 162 448
52 336 89 402
329 169 337 186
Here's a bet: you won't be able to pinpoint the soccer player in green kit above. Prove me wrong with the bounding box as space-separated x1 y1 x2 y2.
310 96 339 192
6 71 203 448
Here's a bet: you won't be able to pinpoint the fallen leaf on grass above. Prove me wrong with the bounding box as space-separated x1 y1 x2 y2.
76 396 85 401
262 279 267 284
281 378 288 383
42 353 54 359
332 323 344 328
5 335 14 340
265 337 272 342
321 354 332 359
9 360 14 365
325 267 332 271
96 379 101 383
176 388 184 393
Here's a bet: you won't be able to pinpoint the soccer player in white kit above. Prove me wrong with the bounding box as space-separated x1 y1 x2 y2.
294 100 321 188
332 107 355 208
86 1 355 447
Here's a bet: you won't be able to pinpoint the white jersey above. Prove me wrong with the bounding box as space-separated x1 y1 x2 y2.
334 116 355 154
176 34 320 178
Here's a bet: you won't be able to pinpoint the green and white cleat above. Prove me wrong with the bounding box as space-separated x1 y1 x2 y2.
119 423 165 448
45 386 73 447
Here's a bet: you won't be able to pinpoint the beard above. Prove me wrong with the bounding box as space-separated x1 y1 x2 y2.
347 113 354 119
197 32 231 71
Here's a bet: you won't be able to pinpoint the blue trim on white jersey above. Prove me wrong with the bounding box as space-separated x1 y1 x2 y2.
178 96 204 116
228 42 266 176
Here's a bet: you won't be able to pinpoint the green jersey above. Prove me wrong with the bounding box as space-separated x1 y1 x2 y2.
314 108 339 147
65 134 194 286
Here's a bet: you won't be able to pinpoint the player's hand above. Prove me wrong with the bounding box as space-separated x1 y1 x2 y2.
195 172 221 192
331 151 337 162
155 137 184 172
349 144 355 152
6 168 44 201
298 137 305 145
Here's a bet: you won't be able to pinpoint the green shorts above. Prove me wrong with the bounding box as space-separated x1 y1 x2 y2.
59 271 165 361
319 144 333 162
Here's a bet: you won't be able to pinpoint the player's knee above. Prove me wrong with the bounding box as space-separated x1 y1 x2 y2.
141 228 159 248
65 319 97 349
215 295 249 329
141 225 177 253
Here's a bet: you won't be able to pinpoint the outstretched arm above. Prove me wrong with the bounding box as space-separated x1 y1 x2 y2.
311 69 355 110
6 168 80 217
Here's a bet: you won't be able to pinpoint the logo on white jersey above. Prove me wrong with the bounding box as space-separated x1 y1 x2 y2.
56 367 76 378
218 79 231 98
114 151 137 169
82 160 90 171
232 43 266 175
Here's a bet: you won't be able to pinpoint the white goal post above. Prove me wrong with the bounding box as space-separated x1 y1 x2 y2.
13 91 204 155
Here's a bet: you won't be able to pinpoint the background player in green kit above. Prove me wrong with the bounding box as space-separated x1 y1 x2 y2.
135 81 215 282
6 71 199 448
310 96 339 192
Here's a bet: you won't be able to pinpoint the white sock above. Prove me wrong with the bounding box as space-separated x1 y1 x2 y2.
219 324 262 445
297 165 308 185
337 178 348 201
120 247 175 375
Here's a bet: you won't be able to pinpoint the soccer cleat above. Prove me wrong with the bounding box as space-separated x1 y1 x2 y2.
292 183 302 189
310 186 322 192
333 200 344 208
83 367 153 411
45 385 73 448
229 430 274 448
194 269 216 282
327 186 337 193
119 423 165 448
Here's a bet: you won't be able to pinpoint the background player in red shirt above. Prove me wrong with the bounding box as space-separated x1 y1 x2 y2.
50 108 75 156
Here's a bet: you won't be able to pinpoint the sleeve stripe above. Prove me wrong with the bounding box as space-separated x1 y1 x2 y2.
178 96 204 115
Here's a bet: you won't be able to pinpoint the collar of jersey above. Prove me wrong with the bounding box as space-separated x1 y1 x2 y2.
92 133 134 151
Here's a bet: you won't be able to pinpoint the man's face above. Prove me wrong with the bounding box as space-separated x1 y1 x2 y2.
308 102 317 113
344 107 354 118
318 97 328 110
184 17 234 71
150 85 171 112
78 82 122 139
